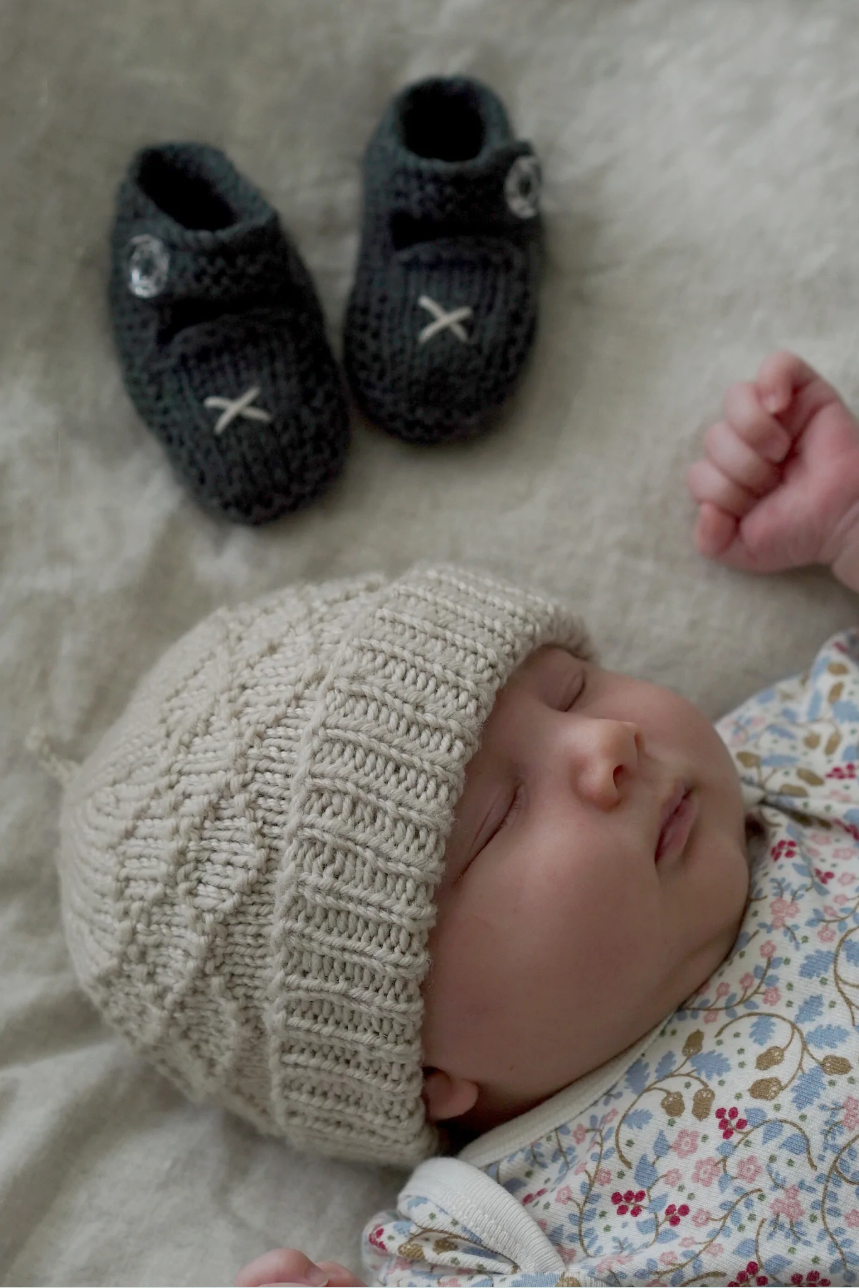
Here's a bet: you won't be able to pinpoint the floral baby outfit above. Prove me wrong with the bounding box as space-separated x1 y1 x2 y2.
362 628 859 1287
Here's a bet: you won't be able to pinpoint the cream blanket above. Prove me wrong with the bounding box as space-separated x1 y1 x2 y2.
3 1 859 1282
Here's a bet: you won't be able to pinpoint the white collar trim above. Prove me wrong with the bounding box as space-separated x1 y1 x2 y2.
458 1022 665 1168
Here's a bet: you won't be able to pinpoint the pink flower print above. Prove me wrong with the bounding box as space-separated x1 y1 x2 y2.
815 868 835 885
716 1106 748 1139
823 904 839 917
660 1250 679 1266
846 1209 859 1229
770 1183 804 1223
572 1123 587 1144
595 1253 632 1277
818 924 837 943
716 981 731 998
772 838 798 861
704 1008 720 1024
740 972 755 991
556 1185 573 1204
662 1168 682 1186
596 1168 612 1185
763 986 781 1005
736 1155 762 1182
664 1203 689 1227
834 893 849 904
842 1096 859 1132
761 940 777 959
691 1205 714 1229
692 1156 721 1187
790 1275 832 1286
603 1109 618 1124
368 1225 386 1251
673 1129 699 1157
770 898 798 929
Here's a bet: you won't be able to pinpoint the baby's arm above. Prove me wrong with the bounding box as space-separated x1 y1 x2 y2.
686 351 859 592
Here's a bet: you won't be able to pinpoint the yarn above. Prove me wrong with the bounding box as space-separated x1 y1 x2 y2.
344 77 543 444
109 142 349 524
58 565 590 1165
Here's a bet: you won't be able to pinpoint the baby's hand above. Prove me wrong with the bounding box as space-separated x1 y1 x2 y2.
686 352 859 590
235 1248 365 1287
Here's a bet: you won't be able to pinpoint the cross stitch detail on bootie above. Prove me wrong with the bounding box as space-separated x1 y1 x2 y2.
344 76 543 444
109 142 349 524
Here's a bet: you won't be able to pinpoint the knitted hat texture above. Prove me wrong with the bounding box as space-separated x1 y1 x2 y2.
59 566 591 1166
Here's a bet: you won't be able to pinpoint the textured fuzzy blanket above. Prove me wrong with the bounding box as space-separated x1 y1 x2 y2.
3 2 859 1283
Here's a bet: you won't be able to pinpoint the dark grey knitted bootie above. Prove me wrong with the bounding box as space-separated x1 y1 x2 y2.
343 77 542 444
109 143 349 523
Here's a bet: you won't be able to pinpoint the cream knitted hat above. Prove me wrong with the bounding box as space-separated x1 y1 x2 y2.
58 564 591 1166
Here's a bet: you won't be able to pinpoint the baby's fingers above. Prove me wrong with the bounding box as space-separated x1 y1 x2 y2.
756 349 844 438
235 1249 331 1287
702 419 784 497
756 350 824 416
693 502 739 560
721 382 791 463
686 455 759 521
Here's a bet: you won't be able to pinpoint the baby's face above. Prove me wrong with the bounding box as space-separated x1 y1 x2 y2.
421 646 750 1133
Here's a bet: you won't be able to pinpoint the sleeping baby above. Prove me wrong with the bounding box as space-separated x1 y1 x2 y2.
57 353 859 1287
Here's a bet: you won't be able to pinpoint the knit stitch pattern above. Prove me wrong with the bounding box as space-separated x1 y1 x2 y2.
109 142 349 524
58 566 591 1166
344 77 543 444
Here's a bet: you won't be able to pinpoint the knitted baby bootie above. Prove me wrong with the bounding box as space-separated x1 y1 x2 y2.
343 76 542 444
109 142 349 523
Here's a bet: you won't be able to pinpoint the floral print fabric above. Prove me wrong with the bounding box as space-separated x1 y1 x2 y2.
363 629 859 1287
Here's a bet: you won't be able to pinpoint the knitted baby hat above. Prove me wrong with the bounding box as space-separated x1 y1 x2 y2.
58 565 591 1166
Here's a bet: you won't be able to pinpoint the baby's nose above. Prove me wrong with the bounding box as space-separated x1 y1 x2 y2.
575 718 641 809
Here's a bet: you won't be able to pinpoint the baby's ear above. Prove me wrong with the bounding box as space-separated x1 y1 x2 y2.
422 1068 480 1122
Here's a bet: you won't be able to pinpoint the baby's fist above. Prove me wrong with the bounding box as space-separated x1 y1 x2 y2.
235 1248 365 1287
687 352 859 587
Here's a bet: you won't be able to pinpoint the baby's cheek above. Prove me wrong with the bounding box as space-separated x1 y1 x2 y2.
687 833 750 970
561 881 659 995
